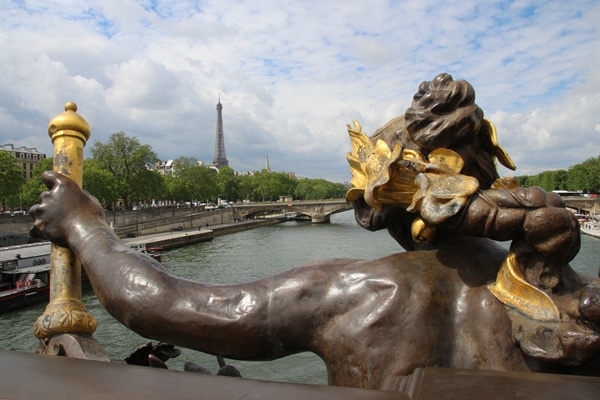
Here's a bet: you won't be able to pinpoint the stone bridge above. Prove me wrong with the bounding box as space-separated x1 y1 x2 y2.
562 197 600 214
233 200 354 223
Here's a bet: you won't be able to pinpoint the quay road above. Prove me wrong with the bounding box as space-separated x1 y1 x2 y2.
0 199 353 237
123 216 287 251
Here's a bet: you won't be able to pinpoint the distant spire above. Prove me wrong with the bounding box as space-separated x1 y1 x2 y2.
212 96 229 168
265 155 271 172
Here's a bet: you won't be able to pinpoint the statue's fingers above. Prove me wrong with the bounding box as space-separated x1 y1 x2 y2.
28 203 40 217
41 170 56 188
28 218 46 240
41 170 69 190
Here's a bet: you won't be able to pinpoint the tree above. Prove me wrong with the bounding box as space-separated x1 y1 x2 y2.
253 171 297 202
0 150 26 209
131 168 166 205
567 156 600 194
83 159 118 207
216 166 240 202
511 154 600 193
22 157 53 207
295 178 346 200
172 157 218 203
90 132 159 209
238 174 256 201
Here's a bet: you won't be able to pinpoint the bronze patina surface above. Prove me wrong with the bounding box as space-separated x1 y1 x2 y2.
28 74 600 390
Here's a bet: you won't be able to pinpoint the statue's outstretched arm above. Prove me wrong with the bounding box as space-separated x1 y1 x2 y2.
28 171 334 359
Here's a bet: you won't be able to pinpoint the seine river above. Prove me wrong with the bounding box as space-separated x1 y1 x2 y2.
1 210 599 385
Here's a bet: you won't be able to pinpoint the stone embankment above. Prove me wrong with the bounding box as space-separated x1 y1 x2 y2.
1 208 286 250
126 218 284 251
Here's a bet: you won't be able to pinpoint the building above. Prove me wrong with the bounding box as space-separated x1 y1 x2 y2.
0 144 47 181
152 159 175 175
150 159 218 176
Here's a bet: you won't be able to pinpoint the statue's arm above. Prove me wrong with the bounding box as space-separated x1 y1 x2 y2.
29 171 339 359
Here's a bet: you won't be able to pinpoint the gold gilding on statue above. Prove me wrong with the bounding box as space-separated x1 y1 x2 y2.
482 119 516 171
345 121 479 227
488 253 560 322
33 102 97 339
410 217 436 243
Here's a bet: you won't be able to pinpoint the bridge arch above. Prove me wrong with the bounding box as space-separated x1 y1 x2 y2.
233 200 353 223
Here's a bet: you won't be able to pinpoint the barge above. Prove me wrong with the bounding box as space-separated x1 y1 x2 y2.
0 242 90 313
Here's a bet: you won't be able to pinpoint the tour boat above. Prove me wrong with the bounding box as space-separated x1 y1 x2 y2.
0 263 52 313
0 242 95 313
128 243 162 262
0 241 161 313
581 219 600 239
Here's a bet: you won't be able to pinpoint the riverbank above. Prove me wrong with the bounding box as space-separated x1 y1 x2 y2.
123 217 286 251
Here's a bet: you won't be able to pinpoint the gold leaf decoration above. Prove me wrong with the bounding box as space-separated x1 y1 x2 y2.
345 121 479 226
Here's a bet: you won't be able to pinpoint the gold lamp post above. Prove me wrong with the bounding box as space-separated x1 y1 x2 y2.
33 103 104 359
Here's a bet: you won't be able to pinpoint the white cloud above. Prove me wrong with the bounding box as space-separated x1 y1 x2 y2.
1 0 599 183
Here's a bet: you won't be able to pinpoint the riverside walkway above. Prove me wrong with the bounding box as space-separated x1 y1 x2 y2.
123 217 286 251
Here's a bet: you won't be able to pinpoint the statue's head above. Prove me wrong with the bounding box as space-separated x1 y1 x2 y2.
405 73 482 152
404 73 515 189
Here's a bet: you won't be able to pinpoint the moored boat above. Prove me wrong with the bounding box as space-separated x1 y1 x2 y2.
0 242 95 313
581 219 600 239
128 243 163 262
0 240 163 313
0 242 92 313
0 263 51 313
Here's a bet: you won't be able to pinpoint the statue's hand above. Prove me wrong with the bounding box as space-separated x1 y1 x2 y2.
29 171 106 248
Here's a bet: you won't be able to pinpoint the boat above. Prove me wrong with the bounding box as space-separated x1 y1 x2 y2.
0 242 93 313
128 243 162 262
0 241 163 313
580 219 600 239
0 263 51 313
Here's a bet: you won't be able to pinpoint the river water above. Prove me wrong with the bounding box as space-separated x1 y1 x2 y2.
1 210 599 385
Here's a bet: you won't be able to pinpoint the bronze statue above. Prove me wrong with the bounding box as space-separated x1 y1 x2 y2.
29 74 600 390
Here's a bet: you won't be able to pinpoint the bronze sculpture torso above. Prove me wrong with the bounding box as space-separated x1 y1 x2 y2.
29 73 600 390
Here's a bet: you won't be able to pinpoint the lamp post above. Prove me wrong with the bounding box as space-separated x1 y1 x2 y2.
136 202 139 237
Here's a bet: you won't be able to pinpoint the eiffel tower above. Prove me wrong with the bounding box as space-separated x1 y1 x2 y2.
212 97 229 168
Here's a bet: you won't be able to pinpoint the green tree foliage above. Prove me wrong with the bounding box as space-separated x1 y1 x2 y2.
0 150 26 208
252 170 298 202
83 159 118 205
524 169 568 191
22 157 53 207
517 155 600 194
131 168 166 204
566 156 600 193
90 132 159 208
216 166 240 202
294 178 346 200
171 157 218 203
238 174 256 201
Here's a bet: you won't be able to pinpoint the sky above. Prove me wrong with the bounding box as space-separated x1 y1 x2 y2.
1 0 599 183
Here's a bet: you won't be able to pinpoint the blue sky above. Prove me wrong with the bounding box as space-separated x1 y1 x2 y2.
1 0 599 182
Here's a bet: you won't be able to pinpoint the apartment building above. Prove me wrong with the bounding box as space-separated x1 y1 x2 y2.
1 144 47 180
